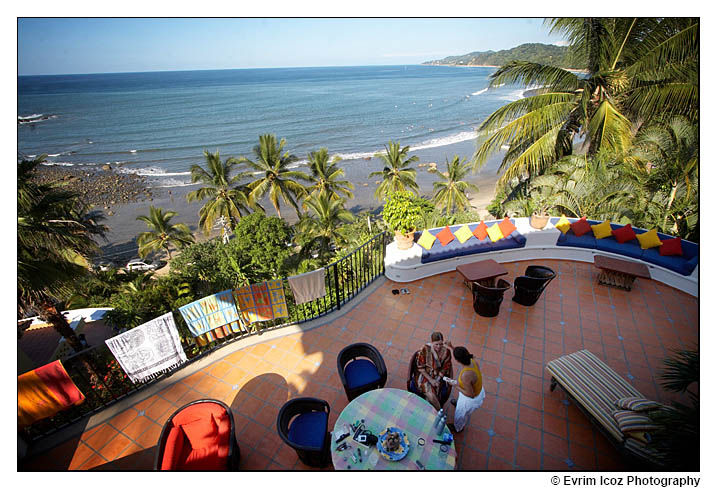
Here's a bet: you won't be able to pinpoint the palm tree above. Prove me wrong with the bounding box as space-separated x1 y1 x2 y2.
369 140 419 201
305 148 354 202
18 157 108 351
136 206 194 261
473 18 698 186
295 193 354 261
630 116 698 234
431 156 480 214
186 150 257 235
238 134 311 219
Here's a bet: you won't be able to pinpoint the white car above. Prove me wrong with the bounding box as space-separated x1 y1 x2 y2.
126 259 158 272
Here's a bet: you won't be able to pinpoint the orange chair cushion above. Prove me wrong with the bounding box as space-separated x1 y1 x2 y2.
435 226 455 246
472 221 488 240
163 402 232 470
160 426 187 470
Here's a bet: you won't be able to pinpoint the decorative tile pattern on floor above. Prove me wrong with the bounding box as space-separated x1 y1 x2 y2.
19 260 698 471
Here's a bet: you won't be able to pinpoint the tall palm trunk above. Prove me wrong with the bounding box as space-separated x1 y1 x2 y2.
664 182 679 232
38 301 83 352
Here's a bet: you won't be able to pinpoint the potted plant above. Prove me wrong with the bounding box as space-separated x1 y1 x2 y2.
382 191 422 250
529 193 550 230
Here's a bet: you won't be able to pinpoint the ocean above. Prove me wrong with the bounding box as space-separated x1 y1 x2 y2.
18 65 525 258
18 65 524 188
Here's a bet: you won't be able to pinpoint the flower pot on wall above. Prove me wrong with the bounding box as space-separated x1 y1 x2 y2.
530 213 549 230
394 230 416 250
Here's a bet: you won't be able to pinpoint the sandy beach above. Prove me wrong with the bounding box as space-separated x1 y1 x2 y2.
89 138 504 263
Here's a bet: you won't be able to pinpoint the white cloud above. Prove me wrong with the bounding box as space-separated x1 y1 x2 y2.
554 40 570 47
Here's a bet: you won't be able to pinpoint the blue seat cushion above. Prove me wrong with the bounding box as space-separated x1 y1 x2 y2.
420 221 526 264
556 230 597 249
287 411 328 450
595 236 644 259
344 359 381 389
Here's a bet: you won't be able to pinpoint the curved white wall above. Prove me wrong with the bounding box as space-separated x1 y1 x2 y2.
384 217 698 297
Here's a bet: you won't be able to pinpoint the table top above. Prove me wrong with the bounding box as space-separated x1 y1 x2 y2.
594 255 650 278
456 259 508 282
330 388 456 471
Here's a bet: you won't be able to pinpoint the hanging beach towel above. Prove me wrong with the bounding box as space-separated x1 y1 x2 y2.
233 279 288 329
287 269 326 305
105 312 187 383
178 289 243 338
18 359 85 427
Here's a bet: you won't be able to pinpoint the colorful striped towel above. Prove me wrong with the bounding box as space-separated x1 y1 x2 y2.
178 289 243 338
18 360 85 427
233 279 288 328
105 312 187 383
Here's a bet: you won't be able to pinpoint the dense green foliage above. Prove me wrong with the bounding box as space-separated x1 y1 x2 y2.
369 141 419 201
424 43 584 69
381 190 423 233
431 156 480 214
136 205 194 260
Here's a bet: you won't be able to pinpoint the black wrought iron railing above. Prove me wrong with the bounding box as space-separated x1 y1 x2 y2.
21 231 391 442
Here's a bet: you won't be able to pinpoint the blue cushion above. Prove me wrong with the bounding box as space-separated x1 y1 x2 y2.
287 411 328 450
420 220 526 264
595 236 644 259
556 230 597 249
344 359 381 389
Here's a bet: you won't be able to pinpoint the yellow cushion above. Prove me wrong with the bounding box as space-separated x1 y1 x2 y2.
591 220 613 239
417 230 436 250
636 229 663 249
486 223 504 242
555 215 571 234
454 224 474 244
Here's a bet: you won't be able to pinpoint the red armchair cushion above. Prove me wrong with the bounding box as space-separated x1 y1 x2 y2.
181 415 218 449
498 217 517 237
612 223 637 243
472 221 488 240
570 217 592 237
659 237 683 256
160 426 186 470
435 226 455 246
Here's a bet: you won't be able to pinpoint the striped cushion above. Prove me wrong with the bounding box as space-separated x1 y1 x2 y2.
612 410 658 433
615 396 661 412
546 350 642 442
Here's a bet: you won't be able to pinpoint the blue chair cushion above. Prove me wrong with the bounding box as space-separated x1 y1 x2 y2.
344 359 381 389
287 411 328 450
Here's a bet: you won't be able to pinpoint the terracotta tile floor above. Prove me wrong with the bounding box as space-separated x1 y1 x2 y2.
19 259 698 471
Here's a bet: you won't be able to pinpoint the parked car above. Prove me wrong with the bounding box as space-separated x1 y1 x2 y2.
126 259 158 272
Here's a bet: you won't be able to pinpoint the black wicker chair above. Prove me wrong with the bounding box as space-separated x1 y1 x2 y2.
407 350 451 407
154 399 240 470
337 342 388 401
472 278 512 317
512 265 556 306
276 397 331 468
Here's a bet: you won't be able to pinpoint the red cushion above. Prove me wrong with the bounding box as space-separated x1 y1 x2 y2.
172 402 227 425
435 226 455 246
182 445 223 470
160 426 186 470
181 415 218 449
472 221 488 240
498 217 517 237
570 217 592 237
612 223 637 243
659 237 683 256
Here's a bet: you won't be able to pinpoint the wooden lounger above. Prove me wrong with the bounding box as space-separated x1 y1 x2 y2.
546 350 663 467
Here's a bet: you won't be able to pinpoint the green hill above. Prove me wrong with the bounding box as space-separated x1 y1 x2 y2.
423 43 584 70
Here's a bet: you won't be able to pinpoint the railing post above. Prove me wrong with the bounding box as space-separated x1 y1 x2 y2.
333 263 341 310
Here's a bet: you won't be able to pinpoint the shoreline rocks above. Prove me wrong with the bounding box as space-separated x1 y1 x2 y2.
30 165 153 208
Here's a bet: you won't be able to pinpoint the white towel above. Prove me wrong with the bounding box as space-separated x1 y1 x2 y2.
105 312 187 383
287 269 326 305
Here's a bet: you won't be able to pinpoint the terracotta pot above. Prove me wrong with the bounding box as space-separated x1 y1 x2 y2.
530 213 549 230
394 230 416 250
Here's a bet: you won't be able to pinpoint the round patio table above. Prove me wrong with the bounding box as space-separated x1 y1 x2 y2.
330 388 456 470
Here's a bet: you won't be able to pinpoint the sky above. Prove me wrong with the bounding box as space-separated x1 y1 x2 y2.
17 18 568 76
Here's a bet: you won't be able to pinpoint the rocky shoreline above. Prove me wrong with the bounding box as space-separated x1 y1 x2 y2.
30 164 154 215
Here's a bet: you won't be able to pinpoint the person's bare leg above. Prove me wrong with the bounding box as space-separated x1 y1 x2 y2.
425 391 441 411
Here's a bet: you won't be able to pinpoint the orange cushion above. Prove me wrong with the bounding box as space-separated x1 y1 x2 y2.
160 426 187 470
181 414 218 448
659 237 683 256
473 221 488 240
435 226 455 246
498 217 517 237
570 217 592 237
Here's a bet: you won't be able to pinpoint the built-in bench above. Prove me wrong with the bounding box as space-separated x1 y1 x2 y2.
553 218 698 276
414 219 526 264
384 217 698 297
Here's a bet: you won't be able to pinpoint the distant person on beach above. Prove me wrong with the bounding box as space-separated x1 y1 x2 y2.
414 332 453 410
450 346 485 432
